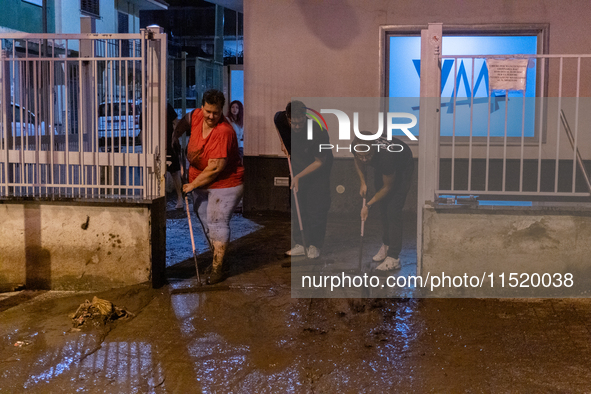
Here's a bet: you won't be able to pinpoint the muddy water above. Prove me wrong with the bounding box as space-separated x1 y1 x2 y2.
3 209 591 392
165 290 421 392
166 206 262 268
162 292 591 393
3 282 591 392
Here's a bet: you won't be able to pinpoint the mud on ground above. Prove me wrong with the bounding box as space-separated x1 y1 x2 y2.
2 204 591 392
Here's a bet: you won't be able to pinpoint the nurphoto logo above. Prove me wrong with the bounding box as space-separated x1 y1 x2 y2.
306 108 417 153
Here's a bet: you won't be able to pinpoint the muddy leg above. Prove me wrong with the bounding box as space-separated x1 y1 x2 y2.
208 241 227 284
206 185 244 284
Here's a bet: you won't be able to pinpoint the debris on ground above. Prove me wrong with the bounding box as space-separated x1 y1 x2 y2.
0 283 25 293
13 340 31 347
70 296 134 330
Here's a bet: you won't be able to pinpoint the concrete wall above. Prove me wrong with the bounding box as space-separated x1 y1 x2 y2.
421 205 591 296
0 198 166 291
243 156 291 213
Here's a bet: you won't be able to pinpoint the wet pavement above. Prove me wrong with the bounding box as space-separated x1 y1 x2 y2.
2 202 591 392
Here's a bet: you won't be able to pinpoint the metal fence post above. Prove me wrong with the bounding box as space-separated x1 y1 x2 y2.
417 23 442 273
1 49 13 195
146 25 167 198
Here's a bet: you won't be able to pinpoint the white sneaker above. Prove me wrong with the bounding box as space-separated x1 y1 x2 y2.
375 256 401 271
307 245 320 259
286 244 305 256
372 244 389 261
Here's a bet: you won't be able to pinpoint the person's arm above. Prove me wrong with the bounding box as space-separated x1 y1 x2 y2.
234 123 244 142
291 122 331 191
354 157 368 198
182 158 227 193
171 111 192 151
275 125 289 157
291 157 323 192
360 172 395 221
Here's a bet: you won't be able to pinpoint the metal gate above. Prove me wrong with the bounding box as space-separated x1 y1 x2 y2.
417 23 591 268
0 27 167 200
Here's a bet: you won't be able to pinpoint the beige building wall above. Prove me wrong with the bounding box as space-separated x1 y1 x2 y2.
244 0 591 158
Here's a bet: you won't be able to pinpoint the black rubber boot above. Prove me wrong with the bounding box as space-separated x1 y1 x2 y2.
207 267 225 285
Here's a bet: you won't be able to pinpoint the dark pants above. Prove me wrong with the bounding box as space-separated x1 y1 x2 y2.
374 160 414 259
291 177 331 249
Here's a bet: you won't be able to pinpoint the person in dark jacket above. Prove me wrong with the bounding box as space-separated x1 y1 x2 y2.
274 100 333 259
353 133 414 271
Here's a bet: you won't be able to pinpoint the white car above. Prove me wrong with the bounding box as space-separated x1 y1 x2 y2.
98 101 141 139
97 101 141 152
1 104 47 137
0 104 69 151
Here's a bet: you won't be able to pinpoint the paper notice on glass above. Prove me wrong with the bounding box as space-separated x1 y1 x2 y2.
487 59 529 91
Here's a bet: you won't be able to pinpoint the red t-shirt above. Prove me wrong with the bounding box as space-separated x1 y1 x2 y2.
187 109 244 189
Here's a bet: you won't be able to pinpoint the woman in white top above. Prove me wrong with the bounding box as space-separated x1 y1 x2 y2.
227 100 244 161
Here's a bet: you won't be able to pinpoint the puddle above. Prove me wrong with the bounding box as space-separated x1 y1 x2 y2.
166 211 263 267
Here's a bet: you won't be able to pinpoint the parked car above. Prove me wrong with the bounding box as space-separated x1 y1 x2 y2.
98 101 141 152
98 101 141 139
0 103 64 137
0 104 70 151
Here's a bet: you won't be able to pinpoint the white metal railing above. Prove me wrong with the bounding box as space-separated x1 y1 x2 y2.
436 53 591 199
0 28 167 200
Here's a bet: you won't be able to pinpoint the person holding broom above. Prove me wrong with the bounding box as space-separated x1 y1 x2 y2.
172 89 244 284
353 132 414 271
274 100 333 259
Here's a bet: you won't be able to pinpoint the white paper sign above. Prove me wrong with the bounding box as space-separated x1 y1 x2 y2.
487 59 529 91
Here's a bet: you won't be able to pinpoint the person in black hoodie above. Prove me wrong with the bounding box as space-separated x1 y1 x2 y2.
274 100 333 259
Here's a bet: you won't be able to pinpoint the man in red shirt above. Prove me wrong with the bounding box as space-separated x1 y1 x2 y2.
172 89 244 284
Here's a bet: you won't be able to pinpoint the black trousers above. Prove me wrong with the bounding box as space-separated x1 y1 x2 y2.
374 160 414 259
291 177 331 249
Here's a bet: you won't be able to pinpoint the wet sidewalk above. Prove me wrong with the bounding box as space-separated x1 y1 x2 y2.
2 212 591 392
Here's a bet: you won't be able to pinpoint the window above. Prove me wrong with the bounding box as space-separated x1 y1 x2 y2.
118 12 129 34
118 12 130 55
384 25 547 139
223 8 244 65
230 68 243 104
81 0 100 18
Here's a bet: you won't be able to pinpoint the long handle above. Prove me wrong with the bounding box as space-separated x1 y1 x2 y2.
185 194 201 284
287 155 308 256
286 156 304 231
274 126 308 256
361 197 366 237
358 198 366 271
